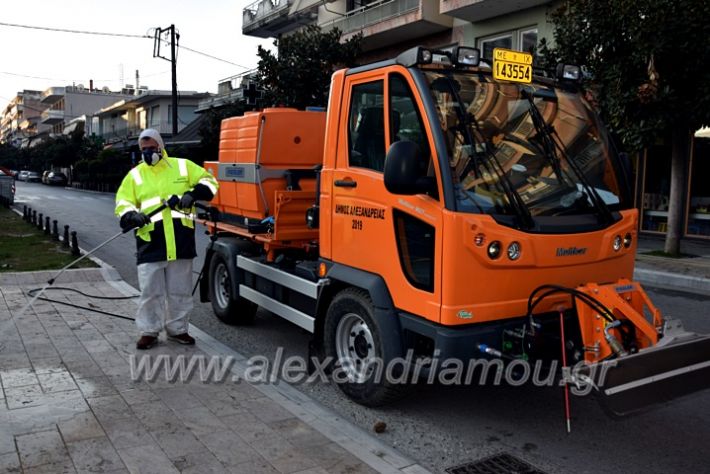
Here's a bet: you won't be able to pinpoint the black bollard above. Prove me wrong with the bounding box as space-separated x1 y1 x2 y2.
63 225 70 248
37 213 43 230
44 216 50 235
52 220 59 241
32 210 37 226
23 205 27 220
70 231 80 256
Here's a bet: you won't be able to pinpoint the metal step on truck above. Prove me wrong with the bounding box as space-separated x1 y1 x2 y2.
196 45 710 417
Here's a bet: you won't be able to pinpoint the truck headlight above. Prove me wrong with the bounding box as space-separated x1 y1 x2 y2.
613 235 623 252
488 241 501 259
507 242 521 260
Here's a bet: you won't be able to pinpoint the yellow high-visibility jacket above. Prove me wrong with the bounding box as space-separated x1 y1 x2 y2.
115 151 218 264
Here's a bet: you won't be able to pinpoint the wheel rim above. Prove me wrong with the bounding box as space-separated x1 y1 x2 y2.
213 262 231 309
335 312 376 383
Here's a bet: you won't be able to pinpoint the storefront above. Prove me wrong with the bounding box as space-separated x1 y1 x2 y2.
638 130 710 239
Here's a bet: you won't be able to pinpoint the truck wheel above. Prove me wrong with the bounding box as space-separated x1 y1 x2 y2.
324 288 406 407
208 254 256 325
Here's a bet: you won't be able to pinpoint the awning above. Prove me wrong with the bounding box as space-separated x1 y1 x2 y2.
695 127 710 138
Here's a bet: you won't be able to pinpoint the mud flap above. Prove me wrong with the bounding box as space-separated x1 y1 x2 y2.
594 335 710 417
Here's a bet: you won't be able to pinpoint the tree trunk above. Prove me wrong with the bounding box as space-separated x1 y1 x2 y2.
663 126 690 256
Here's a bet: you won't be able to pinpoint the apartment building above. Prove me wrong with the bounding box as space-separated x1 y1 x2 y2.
0 90 49 147
95 90 211 148
39 85 133 137
243 0 554 62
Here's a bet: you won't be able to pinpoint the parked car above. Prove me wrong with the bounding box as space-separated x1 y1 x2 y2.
41 170 51 184
17 171 29 181
25 171 41 182
47 172 68 186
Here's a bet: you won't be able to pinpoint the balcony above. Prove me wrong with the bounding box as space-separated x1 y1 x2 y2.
101 124 143 144
320 0 453 51
41 87 66 104
243 0 315 38
439 0 550 22
196 71 258 112
41 109 64 124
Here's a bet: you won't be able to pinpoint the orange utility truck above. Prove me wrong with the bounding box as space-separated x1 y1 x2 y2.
198 46 710 416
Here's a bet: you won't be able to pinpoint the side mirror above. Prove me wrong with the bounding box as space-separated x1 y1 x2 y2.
384 141 433 195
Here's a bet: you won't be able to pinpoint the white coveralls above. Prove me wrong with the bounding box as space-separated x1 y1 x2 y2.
115 150 218 337
136 260 193 336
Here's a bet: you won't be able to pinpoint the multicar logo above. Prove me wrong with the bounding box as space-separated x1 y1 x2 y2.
556 246 588 257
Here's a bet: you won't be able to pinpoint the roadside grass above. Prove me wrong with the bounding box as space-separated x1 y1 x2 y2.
642 250 698 259
0 207 97 272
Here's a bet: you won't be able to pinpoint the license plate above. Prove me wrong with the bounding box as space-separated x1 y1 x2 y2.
493 48 532 83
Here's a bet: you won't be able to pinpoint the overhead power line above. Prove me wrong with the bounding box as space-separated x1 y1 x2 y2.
0 69 170 83
1 21 251 69
0 21 150 38
0 70 116 83
179 45 249 69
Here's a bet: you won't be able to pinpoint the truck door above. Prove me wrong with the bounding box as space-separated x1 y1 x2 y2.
331 68 443 323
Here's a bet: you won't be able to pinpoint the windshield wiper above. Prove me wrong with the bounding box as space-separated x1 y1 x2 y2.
521 91 567 186
465 112 535 229
521 89 615 224
437 76 535 229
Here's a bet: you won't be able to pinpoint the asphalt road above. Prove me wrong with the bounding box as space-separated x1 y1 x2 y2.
12 180 710 474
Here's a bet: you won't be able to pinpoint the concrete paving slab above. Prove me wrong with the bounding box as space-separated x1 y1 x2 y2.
1 269 432 473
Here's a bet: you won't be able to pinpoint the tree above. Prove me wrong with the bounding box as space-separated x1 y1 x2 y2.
256 25 361 109
540 0 710 255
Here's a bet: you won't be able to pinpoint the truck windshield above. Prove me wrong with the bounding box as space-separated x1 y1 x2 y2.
423 70 627 227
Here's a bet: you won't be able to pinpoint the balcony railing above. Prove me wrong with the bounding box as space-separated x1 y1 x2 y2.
100 123 181 142
101 125 142 142
243 0 291 29
40 109 64 124
320 0 420 35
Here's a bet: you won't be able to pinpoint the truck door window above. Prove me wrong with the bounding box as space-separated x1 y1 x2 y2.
389 74 433 181
348 80 385 172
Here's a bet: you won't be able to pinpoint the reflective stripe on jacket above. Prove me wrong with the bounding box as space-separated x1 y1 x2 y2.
114 152 219 264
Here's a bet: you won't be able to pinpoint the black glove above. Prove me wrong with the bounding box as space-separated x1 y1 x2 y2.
120 211 150 231
167 194 180 210
179 192 195 209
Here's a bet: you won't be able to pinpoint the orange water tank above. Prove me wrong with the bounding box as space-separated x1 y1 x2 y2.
207 108 326 221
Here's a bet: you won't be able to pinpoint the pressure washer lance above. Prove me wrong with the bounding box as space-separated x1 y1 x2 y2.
46 202 168 286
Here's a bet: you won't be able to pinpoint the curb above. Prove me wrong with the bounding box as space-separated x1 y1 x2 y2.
633 267 710 296
107 273 431 474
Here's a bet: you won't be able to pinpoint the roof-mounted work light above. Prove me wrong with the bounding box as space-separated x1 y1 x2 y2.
556 64 582 82
396 47 433 67
453 46 480 67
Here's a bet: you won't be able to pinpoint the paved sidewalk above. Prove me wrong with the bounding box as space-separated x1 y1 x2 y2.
634 235 710 294
0 268 430 474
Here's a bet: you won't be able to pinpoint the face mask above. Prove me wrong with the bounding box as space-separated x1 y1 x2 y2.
141 147 161 166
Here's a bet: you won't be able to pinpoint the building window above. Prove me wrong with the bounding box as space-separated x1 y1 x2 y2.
149 105 160 128
479 33 513 60
479 27 538 59
641 144 672 233
520 28 538 55
687 137 710 237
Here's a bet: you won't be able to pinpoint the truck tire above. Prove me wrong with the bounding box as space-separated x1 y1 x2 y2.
208 253 256 325
323 288 407 407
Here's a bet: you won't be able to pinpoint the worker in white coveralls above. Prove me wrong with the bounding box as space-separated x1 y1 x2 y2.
115 129 219 350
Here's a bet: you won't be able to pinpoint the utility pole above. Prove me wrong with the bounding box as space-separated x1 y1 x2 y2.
153 25 179 136
170 25 178 136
